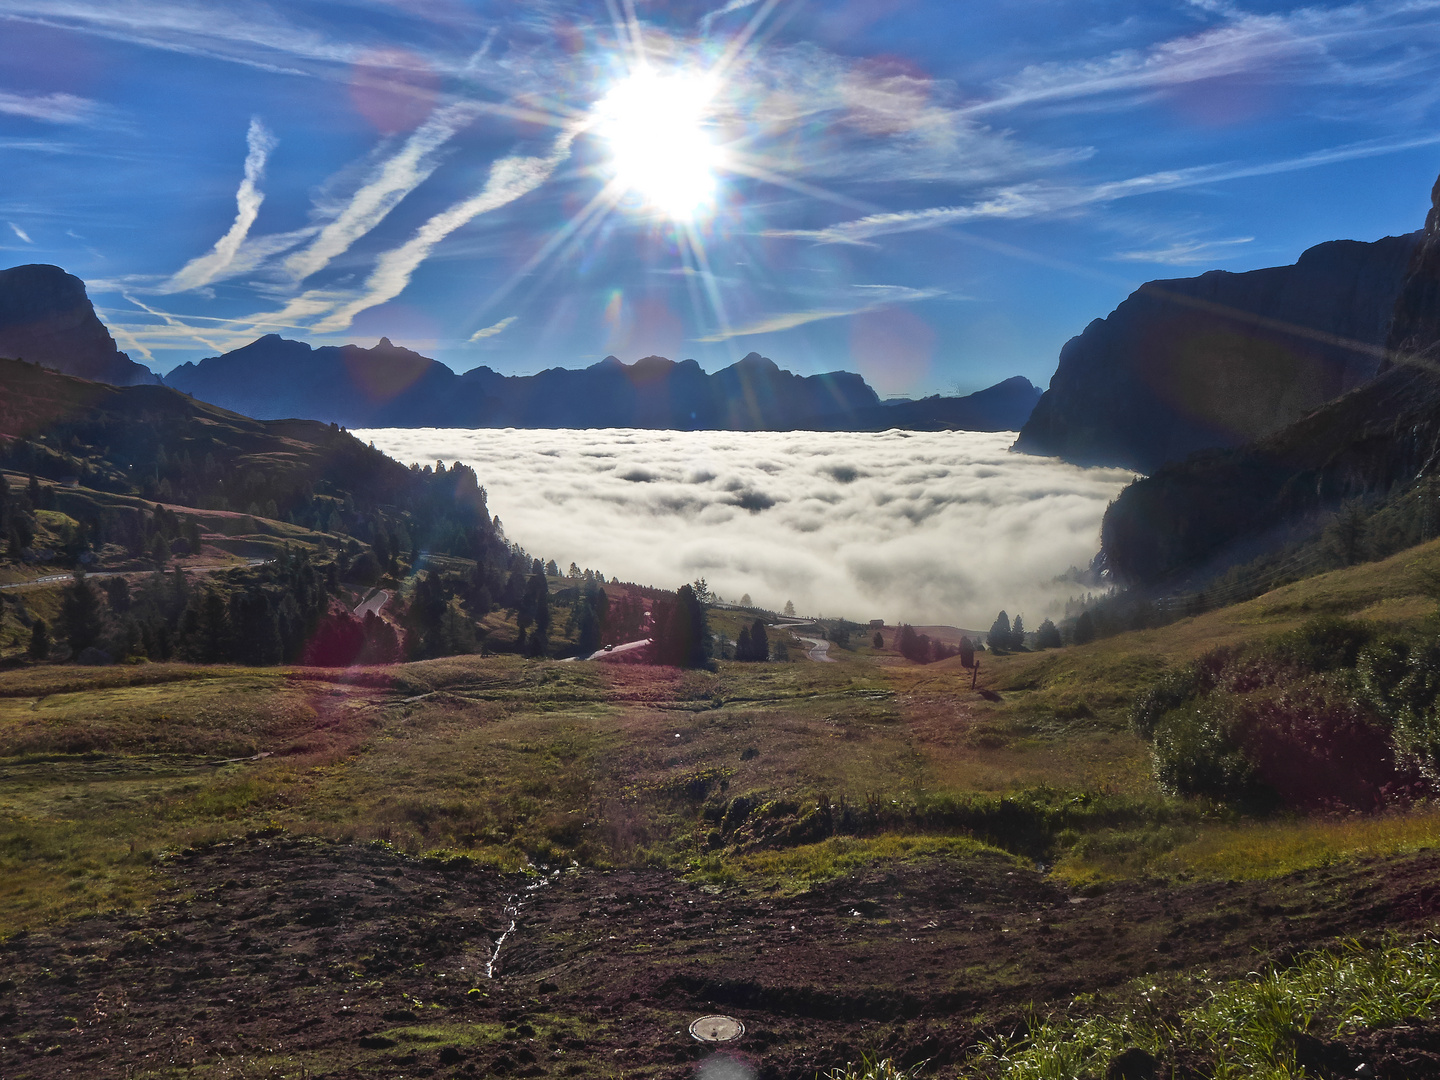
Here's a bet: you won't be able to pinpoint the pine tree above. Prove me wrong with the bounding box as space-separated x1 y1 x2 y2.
521 571 550 657
988 611 1012 654
652 584 711 668
28 618 49 660
897 624 923 663
59 574 103 656
1010 614 1025 650
749 618 768 661
1073 610 1096 645
1035 619 1062 650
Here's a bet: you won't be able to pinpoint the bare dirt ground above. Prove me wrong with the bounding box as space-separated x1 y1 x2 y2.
4 837 1440 1078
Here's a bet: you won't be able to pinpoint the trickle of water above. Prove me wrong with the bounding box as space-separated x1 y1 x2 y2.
485 868 559 979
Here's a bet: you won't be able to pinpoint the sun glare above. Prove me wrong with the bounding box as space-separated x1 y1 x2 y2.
595 66 725 222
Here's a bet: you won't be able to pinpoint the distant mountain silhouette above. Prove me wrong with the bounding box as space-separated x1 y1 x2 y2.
0 264 159 386
816 376 1041 432
164 335 1038 431
1014 233 1421 473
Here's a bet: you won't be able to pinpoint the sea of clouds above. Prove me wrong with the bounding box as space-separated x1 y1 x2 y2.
355 428 1136 628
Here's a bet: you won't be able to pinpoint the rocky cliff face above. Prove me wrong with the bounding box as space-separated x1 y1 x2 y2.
0 264 158 386
1014 234 1420 473
1386 173 1440 365
1101 175 1440 587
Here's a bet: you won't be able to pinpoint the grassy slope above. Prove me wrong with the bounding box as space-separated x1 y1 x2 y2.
4 540 1440 933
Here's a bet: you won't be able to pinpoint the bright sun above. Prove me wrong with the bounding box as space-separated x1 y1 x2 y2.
595 67 725 222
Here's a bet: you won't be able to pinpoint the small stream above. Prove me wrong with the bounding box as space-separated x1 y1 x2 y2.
485 868 560 979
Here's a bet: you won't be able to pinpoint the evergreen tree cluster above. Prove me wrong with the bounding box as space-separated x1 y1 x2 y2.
894 624 969 665
651 584 712 669
735 619 769 662
0 475 38 559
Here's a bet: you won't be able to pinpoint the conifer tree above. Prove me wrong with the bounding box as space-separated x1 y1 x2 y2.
28 618 49 660
749 618 768 661
59 573 103 656
1035 619 1062 650
988 611 1012 653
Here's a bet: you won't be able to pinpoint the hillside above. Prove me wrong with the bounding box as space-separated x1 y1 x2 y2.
0 355 433 518
1014 233 1419 472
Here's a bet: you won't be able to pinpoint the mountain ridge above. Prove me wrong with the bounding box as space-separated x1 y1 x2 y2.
164 333 1038 431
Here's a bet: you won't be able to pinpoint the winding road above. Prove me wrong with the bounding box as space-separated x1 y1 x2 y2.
353 589 391 618
773 618 835 663
0 558 269 591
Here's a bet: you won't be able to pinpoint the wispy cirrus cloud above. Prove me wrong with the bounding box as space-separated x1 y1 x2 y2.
694 284 942 342
7 222 33 243
1112 235 1253 265
767 132 1440 246
311 128 578 333
284 101 480 282
969 0 1440 116
0 89 106 124
700 0 764 35
469 314 518 342
163 117 276 293
0 1 359 77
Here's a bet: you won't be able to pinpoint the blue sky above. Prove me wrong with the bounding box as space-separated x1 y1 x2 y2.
3 0 1440 396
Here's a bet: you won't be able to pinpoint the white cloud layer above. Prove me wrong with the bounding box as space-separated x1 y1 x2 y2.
356 428 1134 627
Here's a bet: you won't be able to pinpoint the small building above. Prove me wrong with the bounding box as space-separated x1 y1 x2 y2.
869 619 885 628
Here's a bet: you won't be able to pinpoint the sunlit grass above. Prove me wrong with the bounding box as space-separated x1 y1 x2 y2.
1052 804 1440 886
964 937 1440 1079
686 833 1020 889
8 536 1440 934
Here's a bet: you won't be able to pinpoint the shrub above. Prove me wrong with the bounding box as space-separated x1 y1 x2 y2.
1152 700 1260 805
1271 615 1375 672
1131 664 1204 738
1359 635 1440 781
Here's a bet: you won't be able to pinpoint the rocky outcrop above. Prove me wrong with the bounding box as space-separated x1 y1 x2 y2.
167 339 903 430
1014 234 1420 473
0 264 159 386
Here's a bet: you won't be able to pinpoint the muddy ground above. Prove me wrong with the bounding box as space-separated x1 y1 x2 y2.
3 838 1440 1079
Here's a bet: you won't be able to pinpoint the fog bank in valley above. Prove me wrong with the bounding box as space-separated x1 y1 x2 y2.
356 428 1135 627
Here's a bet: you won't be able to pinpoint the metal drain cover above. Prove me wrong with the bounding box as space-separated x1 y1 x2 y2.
689 1015 745 1042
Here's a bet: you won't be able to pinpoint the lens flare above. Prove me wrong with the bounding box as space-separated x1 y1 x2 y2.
594 66 726 222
